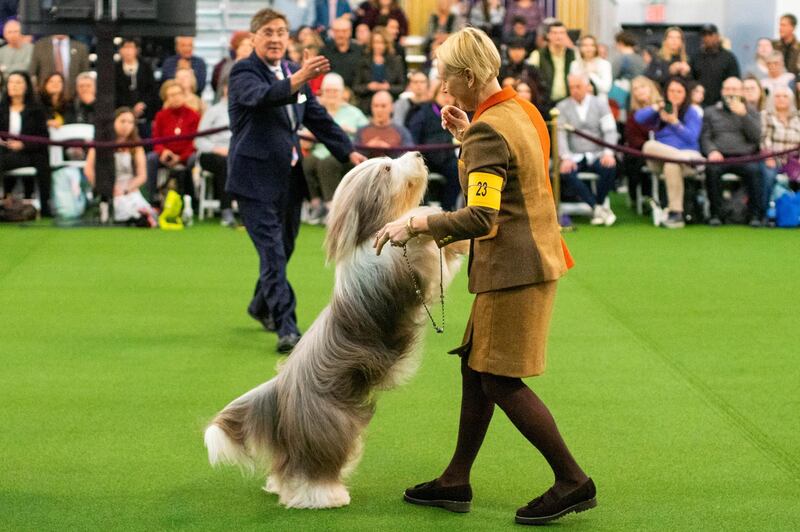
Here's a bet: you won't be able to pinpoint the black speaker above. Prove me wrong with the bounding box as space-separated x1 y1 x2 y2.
19 0 195 36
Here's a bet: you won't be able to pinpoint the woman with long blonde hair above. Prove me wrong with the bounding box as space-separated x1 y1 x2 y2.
659 26 691 80
623 75 662 202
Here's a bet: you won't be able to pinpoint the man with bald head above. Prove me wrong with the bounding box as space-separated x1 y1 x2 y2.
160 36 207 94
0 19 32 74
701 76 763 226
556 73 618 226
321 17 362 89
355 90 413 158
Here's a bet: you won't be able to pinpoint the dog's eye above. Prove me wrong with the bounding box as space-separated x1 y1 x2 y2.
384 165 391 173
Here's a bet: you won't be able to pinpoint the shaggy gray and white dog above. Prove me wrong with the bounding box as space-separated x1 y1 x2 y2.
204 152 467 509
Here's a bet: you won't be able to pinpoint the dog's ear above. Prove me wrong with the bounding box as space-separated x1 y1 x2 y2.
325 160 392 263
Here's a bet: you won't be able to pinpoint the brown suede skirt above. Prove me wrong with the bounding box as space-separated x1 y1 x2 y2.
449 281 558 378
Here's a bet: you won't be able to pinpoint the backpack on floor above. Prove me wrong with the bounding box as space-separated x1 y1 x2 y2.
0 196 37 222
52 166 87 221
775 191 800 228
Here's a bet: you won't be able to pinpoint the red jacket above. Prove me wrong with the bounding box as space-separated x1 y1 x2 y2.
152 105 200 161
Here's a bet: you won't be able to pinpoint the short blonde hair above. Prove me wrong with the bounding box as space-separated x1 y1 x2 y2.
435 27 500 86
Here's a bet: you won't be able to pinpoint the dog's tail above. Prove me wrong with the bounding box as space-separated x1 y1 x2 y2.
204 378 278 473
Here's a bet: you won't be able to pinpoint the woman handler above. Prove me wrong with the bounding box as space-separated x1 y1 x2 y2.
374 27 595 525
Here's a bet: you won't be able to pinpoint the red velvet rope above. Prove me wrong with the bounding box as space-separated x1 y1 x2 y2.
564 125 800 166
0 127 460 153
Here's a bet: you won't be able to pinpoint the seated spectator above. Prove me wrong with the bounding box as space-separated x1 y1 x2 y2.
393 70 430 129
773 13 800 75
623 76 661 203
701 77 763 226
356 0 409 38
65 71 95 124
527 20 574 110
760 51 795 96
314 0 352 31
570 35 613 101
114 38 159 139
743 75 766 111
556 73 618 225
29 34 90 97
296 25 324 48
384 17 408 75
273 0 315 31
196 81 236 227
691 24 740 106
321 17 363 90
355 90 412 157
760 85 800 215
611 31 645 85
302 73 368 223
0 70 51 216
427 0 458 39
0 20 32 75
408 82 459 210
636 77 704 228
39 72 68 128
354 23 372 48
659 27 691 83
160 36 207 95
459 0 504 39
499 38 542 88
749 38 774 77
503 0 541 41
174 67 205 115
353 26 405 113
690 82 706 116
85 107 156 226
502 16 536 54
146 80 199 204
211 31 252 99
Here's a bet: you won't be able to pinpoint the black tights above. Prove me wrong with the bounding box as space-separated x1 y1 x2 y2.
440 357 587 489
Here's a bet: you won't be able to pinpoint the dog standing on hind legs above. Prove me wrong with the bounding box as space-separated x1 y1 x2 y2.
204 152 468 509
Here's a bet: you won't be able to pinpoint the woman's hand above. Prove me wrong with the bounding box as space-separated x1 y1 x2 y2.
6 139 24 151
766 157 777 169
441 104 469 141
374 215 428 255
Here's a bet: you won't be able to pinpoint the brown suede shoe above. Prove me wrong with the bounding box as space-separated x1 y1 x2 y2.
403 479 472 513
515 478 597 525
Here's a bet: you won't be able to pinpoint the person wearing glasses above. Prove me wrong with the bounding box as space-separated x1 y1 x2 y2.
227 8 366 353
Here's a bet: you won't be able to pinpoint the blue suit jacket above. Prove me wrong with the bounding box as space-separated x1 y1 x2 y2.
226 52 353 202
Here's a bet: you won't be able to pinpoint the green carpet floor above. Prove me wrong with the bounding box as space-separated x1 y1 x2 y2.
1 209 799 531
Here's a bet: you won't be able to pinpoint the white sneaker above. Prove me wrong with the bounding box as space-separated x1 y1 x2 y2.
590 205 605 225
603 206 617 226
182 194 194 226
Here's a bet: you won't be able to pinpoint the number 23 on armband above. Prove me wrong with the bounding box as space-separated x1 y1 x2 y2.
467 172 502 210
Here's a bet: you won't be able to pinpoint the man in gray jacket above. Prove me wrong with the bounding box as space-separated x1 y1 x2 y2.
557 73 618 226
701 77 763 226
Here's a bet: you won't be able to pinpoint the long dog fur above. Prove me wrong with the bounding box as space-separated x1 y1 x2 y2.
205 152 468 509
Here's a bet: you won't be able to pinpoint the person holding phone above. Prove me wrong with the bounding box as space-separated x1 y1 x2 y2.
635 77 704 228
701 77 763 226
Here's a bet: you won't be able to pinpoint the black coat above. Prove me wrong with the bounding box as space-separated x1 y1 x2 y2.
352 53 406 112
0 103 49 155
691 47 740 106
114 60 160 121
407 102 456 169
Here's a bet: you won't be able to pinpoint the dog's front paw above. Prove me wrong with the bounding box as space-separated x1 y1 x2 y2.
263 475 281 495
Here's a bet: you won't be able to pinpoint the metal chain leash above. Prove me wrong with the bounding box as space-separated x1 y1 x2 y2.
401 244 445 334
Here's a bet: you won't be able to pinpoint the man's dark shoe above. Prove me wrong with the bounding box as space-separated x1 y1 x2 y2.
276 333 301 354
403 479 472 513
708 217 722 227
748 217 763 228
248 308 276 332
515 478 597 525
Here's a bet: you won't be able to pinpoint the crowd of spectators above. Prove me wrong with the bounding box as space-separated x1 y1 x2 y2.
2 2 800 229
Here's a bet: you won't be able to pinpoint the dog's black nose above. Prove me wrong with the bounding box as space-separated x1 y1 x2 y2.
414 152 422 158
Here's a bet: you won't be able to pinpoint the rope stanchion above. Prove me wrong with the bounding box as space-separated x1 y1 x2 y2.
563 124 800 166
0 126 230 150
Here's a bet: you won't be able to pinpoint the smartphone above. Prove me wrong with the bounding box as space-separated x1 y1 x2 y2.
664 101 673 114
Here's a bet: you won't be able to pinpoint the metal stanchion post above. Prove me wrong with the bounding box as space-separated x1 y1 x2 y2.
549 108 572 231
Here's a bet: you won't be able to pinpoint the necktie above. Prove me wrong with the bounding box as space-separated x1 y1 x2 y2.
271 64 299 166
54 39 65 76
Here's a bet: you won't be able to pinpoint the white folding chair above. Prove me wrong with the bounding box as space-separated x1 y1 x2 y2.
48 124 95 169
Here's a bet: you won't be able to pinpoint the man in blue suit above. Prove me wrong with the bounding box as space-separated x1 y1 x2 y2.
228 8 366 353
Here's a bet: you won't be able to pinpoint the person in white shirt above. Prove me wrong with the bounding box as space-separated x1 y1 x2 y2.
569 35 613 100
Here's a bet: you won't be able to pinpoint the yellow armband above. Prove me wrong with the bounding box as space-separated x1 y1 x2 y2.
467 172 503 210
